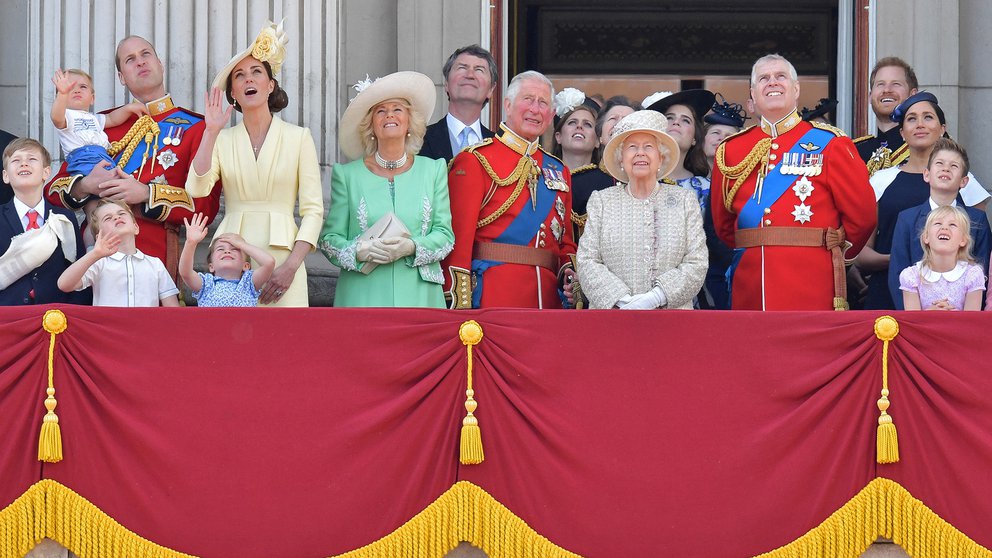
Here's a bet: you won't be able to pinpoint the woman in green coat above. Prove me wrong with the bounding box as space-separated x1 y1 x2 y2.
319 72 454 307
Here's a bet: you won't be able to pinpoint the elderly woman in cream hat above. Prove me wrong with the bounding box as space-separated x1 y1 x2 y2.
576 110 707 309
186 21 324 307
317 72 454 307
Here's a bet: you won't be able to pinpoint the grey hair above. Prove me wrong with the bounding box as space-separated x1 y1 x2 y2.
505 71 555 104
750 54 798 86
614 134 672 175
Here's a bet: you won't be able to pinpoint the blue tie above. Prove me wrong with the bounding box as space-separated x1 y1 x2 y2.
458 127 473 150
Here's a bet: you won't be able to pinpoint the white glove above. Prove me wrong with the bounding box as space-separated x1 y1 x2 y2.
372 236 415 264
620 286 666 310
615 294 634 309
357 240 389 263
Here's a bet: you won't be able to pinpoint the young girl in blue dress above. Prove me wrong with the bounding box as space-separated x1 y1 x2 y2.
180 213 275 307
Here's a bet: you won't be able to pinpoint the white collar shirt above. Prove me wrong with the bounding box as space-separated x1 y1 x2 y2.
79 249 179 307
446 113 483 156
13 197 45 231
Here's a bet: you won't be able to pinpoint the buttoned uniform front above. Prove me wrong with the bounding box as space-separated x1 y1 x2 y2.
442 125 577 309
185 117 324 307
47 96 223 272
77 249 179 307
710 111 877 310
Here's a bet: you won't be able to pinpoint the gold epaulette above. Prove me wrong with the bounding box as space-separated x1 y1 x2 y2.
465 137 494 153
570 163 597 175
148 183 194 221
811 120 847 137
47 176 76 196
722 124 757 143
853 134 874 144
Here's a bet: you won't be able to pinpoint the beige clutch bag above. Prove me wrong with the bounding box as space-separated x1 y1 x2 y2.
358 212 411 274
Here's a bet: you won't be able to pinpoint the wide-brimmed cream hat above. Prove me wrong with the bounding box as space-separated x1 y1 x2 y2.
602 110 680 182
338 71 436 160
211 20 289 91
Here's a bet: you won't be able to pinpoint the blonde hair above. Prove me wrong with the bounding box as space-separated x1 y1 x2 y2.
357 98 427 157
88 199 136 237
919 205 975 280
66 68 94 85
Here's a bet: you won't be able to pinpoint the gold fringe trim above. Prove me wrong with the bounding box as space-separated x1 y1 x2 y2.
874 316 900 464
0 479 195 558
333 481 581 558
38 310 67 463
754 477 992 558
458 321 484 465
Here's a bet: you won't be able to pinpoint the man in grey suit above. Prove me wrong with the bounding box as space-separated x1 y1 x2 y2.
419 45 497 162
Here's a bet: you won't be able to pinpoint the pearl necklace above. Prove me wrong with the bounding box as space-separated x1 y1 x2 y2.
374 151 407 170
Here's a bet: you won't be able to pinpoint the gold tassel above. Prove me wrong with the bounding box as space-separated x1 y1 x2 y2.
874 316 900 464
459 320 484 465
38 309 68 463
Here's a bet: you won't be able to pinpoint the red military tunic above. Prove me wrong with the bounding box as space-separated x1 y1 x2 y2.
710 110 876 310
443 125 577 309
47 95 222 273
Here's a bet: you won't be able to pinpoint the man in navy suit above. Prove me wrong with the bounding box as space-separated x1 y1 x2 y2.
887 137 990 309
419 45 497 162
0 138 87 305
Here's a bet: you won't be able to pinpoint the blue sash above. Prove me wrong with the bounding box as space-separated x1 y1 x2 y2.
118 110 203 175
471 154 562 307
726 127 835 301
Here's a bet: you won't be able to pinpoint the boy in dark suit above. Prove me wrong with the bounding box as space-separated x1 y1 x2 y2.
0 138 87 305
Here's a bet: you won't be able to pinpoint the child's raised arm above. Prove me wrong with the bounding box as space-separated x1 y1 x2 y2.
180 213 209 293
105 101 148 128
215 232 275 290
50 69 75 130
58 230 121 292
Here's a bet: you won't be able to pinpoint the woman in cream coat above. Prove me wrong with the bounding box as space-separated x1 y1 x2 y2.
577 110 707 309
186 22 323 307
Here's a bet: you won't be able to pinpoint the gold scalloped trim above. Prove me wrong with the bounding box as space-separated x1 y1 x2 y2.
754 477 992 558
333 481 581 558
0 479 195 558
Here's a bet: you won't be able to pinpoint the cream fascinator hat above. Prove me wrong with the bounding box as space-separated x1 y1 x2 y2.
211 20 289 91
338 71 436 161
602 110 680 183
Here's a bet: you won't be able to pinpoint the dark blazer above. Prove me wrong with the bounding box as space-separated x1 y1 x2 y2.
887 201 991 309
0 199 89 305
418 116 494 163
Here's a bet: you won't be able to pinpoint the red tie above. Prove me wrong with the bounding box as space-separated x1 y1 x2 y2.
26 209 40 230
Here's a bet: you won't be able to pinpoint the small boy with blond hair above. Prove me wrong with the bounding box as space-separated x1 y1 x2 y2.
50 68 147 177
58 199 179 306
180 212 274 307
0 138 87 305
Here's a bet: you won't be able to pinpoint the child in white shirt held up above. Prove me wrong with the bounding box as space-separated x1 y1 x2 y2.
58 199 179 307
180 212 274 307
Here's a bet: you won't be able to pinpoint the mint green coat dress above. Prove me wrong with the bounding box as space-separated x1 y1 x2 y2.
318 156 454 307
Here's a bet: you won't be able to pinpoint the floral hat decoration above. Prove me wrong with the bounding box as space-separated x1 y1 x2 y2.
338 71 436 161
553 87 601 128
211 20 289 91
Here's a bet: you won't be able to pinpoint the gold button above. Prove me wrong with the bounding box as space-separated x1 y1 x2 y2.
764 219 772 226
540 223 546 229
763 208 771 214
539 240 546 247
540 231 546 238
767 164 775 170
768 154 777 161
772 143 779 150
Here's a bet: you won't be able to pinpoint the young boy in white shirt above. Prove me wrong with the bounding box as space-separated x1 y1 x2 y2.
58 199 179 307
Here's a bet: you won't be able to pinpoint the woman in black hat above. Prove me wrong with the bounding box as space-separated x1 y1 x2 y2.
855 91 989 309
701 94 747 177
645 90 715 211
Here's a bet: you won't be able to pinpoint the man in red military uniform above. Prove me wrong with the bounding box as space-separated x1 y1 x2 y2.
47 36 221 278
711 54 876 310
443 70 576 309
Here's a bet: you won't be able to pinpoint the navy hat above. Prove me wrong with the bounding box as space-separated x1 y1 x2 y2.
645 89 716 121
800 98 838 122
703 94 747 128
892 91 945 126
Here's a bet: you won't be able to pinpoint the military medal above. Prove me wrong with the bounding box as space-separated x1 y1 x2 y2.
792 176 814 202
550 217 563 241
156 149 179 170
555 196 565 221
791 203 813 224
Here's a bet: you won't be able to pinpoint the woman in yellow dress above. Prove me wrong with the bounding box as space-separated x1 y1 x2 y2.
186 21 324 307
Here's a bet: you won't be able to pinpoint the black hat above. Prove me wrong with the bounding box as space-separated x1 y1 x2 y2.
800 98 838 122
645 89 716 121
892 91 945 126
703 94 747 128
